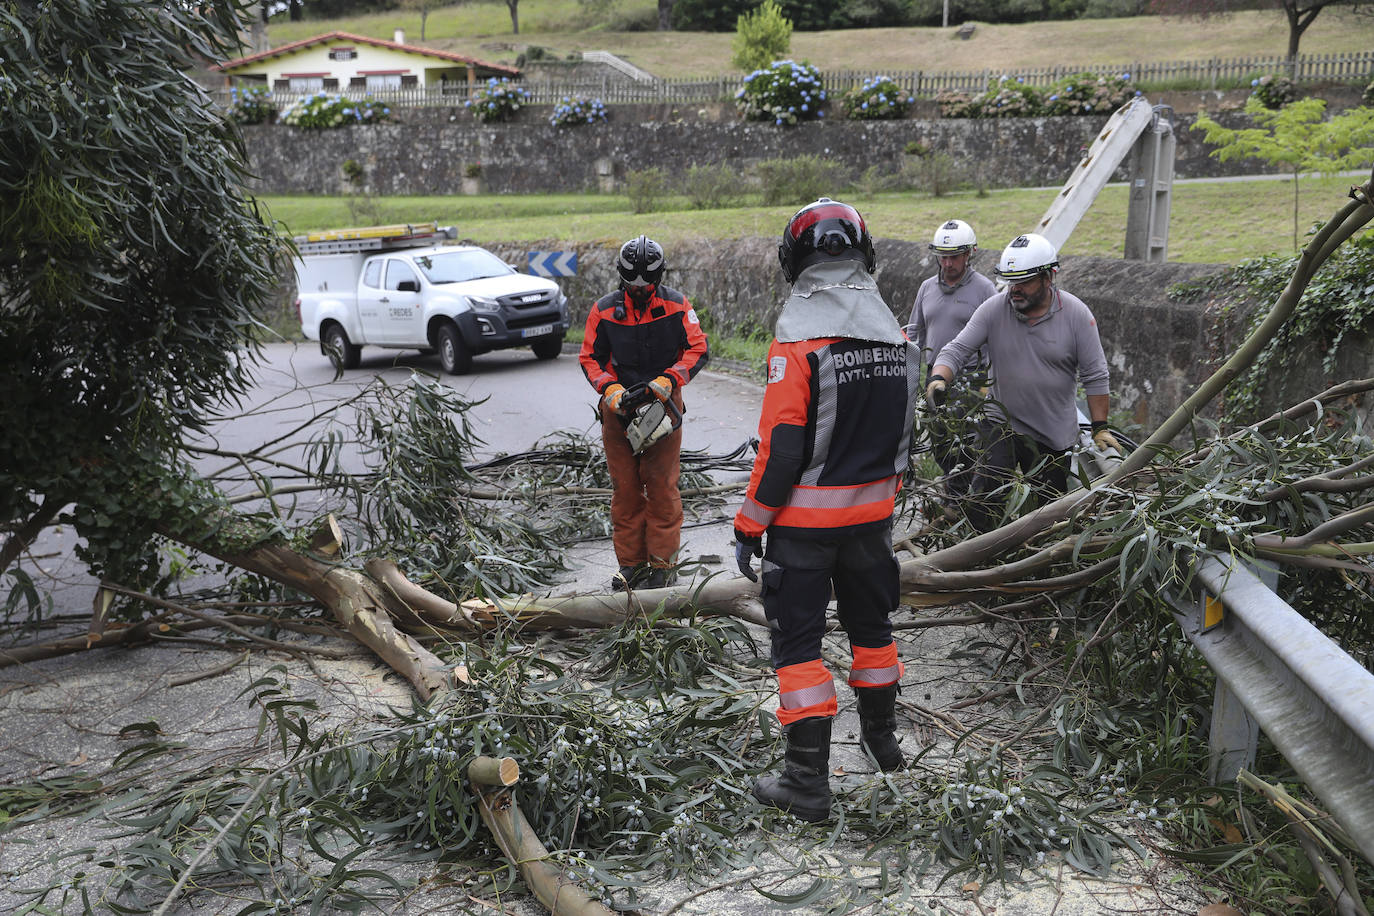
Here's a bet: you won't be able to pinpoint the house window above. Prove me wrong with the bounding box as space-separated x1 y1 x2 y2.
329 48 357 61
365 73 402 91
287 76 324 93
401 75 418 88
323 78 339 91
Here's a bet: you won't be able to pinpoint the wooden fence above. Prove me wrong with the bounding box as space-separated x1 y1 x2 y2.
214 49 1374 111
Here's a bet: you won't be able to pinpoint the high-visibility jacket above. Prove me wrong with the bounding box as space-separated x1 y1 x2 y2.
735 336 921 539
579 286 709 394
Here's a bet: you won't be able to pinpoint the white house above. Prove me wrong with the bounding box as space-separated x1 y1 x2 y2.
214 29 520 95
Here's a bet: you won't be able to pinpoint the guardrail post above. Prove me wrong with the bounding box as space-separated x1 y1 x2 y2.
1172 554 1374 862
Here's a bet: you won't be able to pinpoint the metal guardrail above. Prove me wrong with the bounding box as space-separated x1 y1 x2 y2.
1171 554 1374 863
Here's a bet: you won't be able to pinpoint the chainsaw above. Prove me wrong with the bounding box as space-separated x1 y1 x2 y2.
620 382 684 455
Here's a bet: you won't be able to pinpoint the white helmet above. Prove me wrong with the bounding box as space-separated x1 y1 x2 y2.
995 233 1059 282
929 219 976 255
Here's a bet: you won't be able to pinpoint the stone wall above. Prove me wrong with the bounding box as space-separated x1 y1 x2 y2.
242 103 1315 197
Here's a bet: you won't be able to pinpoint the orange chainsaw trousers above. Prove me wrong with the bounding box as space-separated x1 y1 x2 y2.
600 395 684 569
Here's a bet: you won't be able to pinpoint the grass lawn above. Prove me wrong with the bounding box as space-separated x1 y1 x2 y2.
260 173 1363 265
263 7 1374 81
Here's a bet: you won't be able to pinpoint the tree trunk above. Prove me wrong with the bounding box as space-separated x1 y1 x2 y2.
507 0 519 34
658 0 673 30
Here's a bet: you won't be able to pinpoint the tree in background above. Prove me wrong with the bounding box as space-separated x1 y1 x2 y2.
732 0 791 71
399 0 450 39
1193 96 1374 249
1148 0 1364 61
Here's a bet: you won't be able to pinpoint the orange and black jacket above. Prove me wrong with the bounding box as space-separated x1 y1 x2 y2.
579 285 710 394
735 337 921 540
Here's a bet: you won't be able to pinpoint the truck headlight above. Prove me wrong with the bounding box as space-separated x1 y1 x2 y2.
468 296 501 313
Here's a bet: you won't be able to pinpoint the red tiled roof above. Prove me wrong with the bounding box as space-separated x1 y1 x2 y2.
214 31 519 76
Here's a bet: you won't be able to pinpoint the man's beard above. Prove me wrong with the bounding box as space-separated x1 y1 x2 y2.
1010 283 1047 313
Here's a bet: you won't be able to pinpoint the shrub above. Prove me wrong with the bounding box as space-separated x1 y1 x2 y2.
550 96 608 127
279 93 391 129
680 164 749 209
1365 77 1374 106
1043 71 1139 116
754 154 844 205
909 151 965 196
225 85 274 125
841 75 912 121
732 0 791 72
625 167 670 214
934 89 981 119
735 59 825 126
980 77 1041 118
463 162 482 179
465 77 530 123
1250 73 1298 109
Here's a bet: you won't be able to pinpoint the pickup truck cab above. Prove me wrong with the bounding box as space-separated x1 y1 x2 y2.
295 229 571 374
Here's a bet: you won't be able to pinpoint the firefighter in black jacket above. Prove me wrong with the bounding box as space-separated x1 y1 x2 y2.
580 236 710 591
734 199 922 823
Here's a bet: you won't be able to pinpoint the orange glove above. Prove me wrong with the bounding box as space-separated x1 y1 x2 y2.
648 375 674 402
602 383 627 414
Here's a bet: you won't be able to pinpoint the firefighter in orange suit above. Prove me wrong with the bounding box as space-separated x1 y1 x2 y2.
734 199 923 823
580 236 709 591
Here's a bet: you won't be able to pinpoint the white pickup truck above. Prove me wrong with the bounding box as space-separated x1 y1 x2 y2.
294 224 571 374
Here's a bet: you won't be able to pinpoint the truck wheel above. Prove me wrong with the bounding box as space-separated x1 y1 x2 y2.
531 336 563 361
323 323 361 371
437 323 472 375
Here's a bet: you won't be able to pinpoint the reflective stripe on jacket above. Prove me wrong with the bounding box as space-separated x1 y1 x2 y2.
735 336 921 539
578 286 709 394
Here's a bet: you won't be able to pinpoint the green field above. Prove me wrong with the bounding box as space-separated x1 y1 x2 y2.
261 6 1374 82
260 173 1364 265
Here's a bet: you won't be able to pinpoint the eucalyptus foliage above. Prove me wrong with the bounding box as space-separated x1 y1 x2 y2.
1170 232 1374 425
0 0 284 586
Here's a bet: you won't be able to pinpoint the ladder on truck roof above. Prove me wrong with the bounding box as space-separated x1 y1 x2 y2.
1035 97 1176 263
293 222 456 256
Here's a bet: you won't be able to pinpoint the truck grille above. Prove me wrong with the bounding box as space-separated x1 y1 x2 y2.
499 291 555 311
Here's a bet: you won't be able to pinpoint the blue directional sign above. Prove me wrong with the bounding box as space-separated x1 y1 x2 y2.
527 251 578 277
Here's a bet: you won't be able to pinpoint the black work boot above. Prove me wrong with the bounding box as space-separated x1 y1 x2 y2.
610 565 641 591
640 566 673 589
752 716 832 823
855 684 904 772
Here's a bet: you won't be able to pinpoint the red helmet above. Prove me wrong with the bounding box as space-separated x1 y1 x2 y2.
777 198 876 283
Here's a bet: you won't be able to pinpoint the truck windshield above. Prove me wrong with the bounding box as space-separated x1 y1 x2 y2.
413 249 514 284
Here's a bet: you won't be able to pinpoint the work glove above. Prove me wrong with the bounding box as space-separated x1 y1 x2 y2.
602 383 627 414
1091 422 1121 453
925 377 948 410
648 375 674 403
734 528 763 582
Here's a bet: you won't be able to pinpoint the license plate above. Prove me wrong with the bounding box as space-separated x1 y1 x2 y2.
521 323 554 338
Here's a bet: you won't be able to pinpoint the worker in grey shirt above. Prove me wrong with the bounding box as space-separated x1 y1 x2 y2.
926 233 1120 531
907 219 998 499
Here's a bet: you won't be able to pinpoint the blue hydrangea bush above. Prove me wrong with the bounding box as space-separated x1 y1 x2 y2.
225 85 274 124
279 93 391 129
465 77 530 123
1043 72 1139 116
840 75 912 121
549 96 608 127
979 77 1041 118
735 59 826 126
1250 73 1298 109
